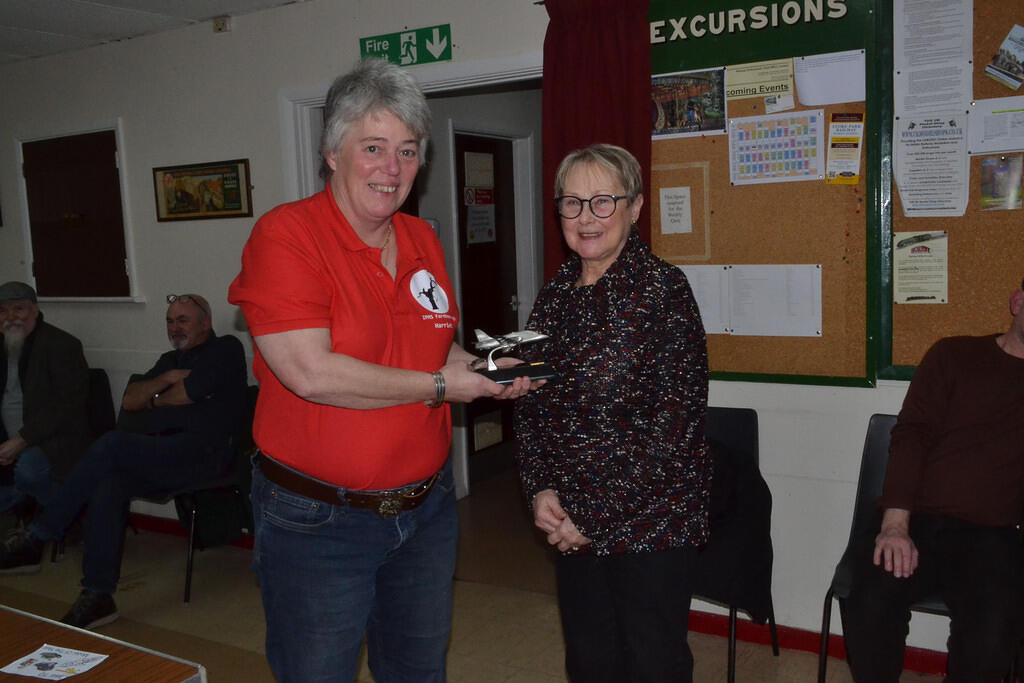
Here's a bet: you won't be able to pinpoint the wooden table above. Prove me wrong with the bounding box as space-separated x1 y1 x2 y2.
0 605 205 682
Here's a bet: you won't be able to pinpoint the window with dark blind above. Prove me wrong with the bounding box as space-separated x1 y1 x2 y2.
21 129 130 297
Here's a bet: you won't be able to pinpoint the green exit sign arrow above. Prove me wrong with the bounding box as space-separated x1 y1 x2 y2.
360 24 452 67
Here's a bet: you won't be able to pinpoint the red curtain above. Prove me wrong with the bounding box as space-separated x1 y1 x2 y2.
541 0 652 279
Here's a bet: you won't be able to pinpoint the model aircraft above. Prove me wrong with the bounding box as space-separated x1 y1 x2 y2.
474 328 548 351
473 328 549 371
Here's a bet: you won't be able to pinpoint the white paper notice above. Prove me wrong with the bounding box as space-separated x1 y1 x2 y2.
894 113 969 216
793 50 865 106
764 93 795 114
893 63 973 117
893 231 949 304
967 96 1024 155
893 0 972 116
729 265 822 337
678 264 822 337
2 643 108 680
464 152 494 188
659 187 693 235
894 0 972 71
728 109 826 185
678 265 729 335
466 205 495 245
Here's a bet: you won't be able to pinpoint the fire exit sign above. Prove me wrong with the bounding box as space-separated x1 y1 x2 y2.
360 24 452 67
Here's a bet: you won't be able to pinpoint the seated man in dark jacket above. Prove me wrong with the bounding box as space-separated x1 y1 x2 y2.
0 281 89 515
0 293 247 630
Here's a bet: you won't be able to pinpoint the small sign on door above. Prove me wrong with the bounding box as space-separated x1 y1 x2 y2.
467 204 495 244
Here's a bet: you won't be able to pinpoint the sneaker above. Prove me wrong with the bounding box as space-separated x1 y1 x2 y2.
0 527 44 574
61 590 119 630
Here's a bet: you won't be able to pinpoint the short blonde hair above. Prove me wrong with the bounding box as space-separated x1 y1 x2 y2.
554 144 643 200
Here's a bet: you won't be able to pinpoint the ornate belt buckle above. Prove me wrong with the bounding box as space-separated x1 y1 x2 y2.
377 495 403 517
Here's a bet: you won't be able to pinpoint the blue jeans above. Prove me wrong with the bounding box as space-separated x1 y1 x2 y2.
29 430 232 594
251 458 458 683
0 446 56 513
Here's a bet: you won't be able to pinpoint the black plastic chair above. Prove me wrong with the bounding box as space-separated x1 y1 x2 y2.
694 406 780 683
51 368 115 563
118 376 257 603
817 414 955 681
819 414 1022 682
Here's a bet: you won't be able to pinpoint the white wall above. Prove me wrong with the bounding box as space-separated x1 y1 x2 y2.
0 0 947 655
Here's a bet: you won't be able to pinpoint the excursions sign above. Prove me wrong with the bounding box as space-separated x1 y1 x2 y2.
649 0 869 73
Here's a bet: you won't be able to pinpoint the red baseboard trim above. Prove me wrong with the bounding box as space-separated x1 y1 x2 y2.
127 512 946 674
686 610 947 676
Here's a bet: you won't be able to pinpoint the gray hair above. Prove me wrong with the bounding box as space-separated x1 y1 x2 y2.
554 144 643 201
319 59 431 180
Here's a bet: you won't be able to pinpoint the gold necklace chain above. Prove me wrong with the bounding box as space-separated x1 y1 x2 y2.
380 223 393 252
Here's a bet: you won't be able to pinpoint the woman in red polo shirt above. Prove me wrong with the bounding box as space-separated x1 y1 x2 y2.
229 58 534 683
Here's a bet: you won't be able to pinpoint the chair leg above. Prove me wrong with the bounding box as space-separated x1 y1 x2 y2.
184 501 197 604
767 601 780 656
50 537 64 563
727 605 737 683
818 589 835 683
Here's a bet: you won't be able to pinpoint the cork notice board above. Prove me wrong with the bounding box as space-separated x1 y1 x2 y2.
890 0 1024 369
648 0 876 383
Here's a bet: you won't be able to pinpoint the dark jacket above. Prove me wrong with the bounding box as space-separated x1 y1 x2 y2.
0 314 90 479
692 440 774 623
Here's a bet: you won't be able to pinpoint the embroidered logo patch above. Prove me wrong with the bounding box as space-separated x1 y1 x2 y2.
410 270 449 313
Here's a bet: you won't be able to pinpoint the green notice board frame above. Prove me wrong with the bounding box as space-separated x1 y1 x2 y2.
648 0 892 387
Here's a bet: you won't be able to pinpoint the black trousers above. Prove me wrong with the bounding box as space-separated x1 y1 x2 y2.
556 546 698 683
841 513 1023 683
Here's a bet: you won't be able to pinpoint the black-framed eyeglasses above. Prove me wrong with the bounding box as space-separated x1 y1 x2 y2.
554 194 629 219
166 294 210 317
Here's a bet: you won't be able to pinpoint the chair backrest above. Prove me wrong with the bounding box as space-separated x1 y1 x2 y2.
847 413 898 543
86 368 116 440
706 406 759 465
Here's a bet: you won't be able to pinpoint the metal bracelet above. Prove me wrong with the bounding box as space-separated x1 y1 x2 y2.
424 371 445 408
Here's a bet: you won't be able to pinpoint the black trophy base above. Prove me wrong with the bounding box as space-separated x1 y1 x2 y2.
479 362 557 385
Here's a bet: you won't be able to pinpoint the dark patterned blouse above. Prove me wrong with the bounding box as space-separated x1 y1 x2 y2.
514 230 711 556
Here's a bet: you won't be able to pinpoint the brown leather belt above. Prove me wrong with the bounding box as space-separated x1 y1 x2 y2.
256 452 440 518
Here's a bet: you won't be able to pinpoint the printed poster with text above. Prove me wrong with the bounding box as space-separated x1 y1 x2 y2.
728 109 825 185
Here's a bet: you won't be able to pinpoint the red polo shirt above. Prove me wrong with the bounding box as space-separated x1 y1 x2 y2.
229 187 458 489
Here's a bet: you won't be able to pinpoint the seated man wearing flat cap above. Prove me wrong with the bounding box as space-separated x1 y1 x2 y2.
0 281 89 521
0 293 247 630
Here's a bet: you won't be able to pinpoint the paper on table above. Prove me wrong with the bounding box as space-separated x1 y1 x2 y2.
1 643 108 680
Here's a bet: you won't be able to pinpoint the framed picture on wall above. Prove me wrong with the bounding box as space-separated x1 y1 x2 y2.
153 158 253 221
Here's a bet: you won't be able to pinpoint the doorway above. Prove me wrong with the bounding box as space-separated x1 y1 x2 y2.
454 133 520 476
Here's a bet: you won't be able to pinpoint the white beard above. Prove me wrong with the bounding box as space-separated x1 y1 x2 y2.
3 326 25 357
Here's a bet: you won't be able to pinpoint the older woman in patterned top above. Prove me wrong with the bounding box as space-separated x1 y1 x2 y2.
515 143 711 682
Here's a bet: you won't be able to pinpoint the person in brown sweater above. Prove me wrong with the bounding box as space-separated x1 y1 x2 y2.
842 277 1024 682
